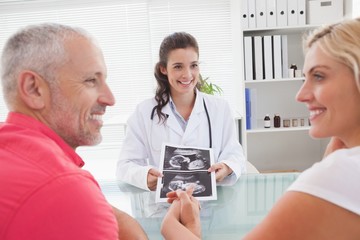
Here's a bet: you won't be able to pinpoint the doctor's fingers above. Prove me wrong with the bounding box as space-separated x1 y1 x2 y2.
215 170 227 182
148 168 163 177
207 162 224 173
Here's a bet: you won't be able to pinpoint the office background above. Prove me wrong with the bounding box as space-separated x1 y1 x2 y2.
0 0 358 180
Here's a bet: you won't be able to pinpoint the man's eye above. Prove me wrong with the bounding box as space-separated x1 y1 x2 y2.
86 78 96 83
85 78 96 85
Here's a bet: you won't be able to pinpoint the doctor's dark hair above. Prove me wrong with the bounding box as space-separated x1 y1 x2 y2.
153 32 200 123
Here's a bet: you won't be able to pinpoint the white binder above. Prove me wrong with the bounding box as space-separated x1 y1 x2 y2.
266 0 277 27
248 0 257 28
287 0 298 26
241 0 249 30
263 35 273 80
297 0 306 25
281 35 289 78
256 0 267 28
276 0 288 27
254 36 264 80
244 36 254 81
273 35 282 79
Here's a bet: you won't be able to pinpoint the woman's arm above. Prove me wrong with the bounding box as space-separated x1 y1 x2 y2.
161 189 201 239
244 191 360 239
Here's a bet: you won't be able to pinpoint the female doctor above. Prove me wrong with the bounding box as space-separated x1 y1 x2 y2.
116 32 246 191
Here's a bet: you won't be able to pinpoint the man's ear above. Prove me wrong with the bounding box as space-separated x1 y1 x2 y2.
17 70 47 109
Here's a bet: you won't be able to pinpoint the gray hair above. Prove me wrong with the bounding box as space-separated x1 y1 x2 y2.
1 23 95 106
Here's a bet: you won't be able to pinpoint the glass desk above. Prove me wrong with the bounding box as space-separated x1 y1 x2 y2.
99 172 300 239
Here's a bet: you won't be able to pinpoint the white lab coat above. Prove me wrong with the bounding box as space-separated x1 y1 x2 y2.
116 91 246 190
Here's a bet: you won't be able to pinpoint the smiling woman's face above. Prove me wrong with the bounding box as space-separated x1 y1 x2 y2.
296 43 360 146
160 47 199 98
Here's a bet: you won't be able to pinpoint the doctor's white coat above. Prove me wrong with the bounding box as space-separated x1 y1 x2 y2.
116 91 246 190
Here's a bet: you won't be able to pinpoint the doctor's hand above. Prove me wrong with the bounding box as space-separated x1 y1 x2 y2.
208 163 233 182
147 168 163 191
323 137 347 158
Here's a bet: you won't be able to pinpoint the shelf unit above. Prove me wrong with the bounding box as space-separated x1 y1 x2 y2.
241 23 330 172
235 0 354 172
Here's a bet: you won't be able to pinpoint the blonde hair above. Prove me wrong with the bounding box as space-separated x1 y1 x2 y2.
303 18 360 90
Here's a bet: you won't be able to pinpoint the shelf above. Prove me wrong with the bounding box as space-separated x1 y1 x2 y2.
245 77 304 84
243 24 319 36
246 126 310 134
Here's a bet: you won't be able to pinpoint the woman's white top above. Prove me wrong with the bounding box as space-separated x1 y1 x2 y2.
288 146 360 215
116 91 246 190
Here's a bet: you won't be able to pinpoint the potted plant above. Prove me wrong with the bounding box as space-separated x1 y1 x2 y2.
198 74 223 95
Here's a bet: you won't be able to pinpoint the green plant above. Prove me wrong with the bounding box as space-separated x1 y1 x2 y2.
198 74 223 95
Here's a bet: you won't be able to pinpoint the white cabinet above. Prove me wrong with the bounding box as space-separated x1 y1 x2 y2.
235 0 353 172
241 25 330 172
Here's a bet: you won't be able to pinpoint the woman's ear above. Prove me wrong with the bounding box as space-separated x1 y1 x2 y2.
17 70 47 109
160 65 168 75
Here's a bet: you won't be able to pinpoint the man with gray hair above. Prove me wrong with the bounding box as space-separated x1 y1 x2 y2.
0 23 147 239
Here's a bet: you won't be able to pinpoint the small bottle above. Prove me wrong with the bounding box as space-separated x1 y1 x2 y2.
289 64 297 78
274 114 281 128
264 114 271 128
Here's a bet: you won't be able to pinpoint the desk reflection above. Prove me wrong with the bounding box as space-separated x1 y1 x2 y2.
100 172 299 239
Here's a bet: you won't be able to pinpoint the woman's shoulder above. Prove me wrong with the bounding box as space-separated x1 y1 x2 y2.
200 92 229 107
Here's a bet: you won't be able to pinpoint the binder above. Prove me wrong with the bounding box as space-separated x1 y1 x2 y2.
248 0 256 28
244 36 254 81
297 0 306 25
245 88 251 129
273 35 282 79
241 0 249 29
255 0 267 28
287 0 298 26
281 35 289 78
263 35 273 80
266 0 277 27
253 36 264 80
250 88 258 129
276 0 288 27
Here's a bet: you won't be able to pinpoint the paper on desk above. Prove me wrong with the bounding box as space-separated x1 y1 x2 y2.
155 143 217 202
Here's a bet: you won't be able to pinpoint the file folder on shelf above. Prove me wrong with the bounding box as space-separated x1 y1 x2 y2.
266 0 277 27
244 36 254 81
287 0 298 26
263 35 273 80
241 0 249 29
248 0 257 28
281 35 289 78
245 88 251 130
276 0 288 27
273 35 282 79
253 36 264 80
255 0 267 28
297 0 306 25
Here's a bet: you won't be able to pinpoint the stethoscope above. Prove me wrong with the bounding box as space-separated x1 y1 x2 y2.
150 98 212 149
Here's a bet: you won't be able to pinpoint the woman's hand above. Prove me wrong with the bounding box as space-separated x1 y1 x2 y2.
161 187 201 239
208 162 233 182
147 168 163 191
